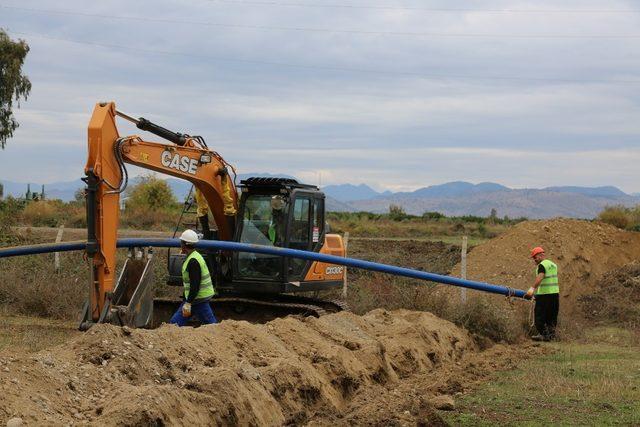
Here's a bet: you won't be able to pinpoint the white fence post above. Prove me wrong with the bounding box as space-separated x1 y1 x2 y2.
54 225 64 273
460 235 468 304
342 232 349 298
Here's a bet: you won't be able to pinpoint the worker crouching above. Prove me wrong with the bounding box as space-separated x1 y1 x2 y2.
526 246 559 341
170 229 218 326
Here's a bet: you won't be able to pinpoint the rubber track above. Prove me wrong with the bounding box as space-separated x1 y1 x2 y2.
214 296 329 317
248 294 350 315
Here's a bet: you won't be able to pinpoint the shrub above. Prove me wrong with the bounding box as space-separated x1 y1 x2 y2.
422 211 445 220
388 204 408 221
452 297 523 343
122 176 180 229
126 175 177 211
598 205 630 229
0 196 26 220
20 201 62 227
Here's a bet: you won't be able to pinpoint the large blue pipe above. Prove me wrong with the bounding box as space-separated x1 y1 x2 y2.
0 238 527 298
0 241 86 257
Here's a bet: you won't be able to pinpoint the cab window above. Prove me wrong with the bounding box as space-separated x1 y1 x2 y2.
236 194 285 280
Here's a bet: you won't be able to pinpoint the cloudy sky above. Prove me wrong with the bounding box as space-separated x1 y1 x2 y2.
1 0 639 192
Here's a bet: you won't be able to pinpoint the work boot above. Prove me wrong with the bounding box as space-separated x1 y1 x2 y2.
198 214 212 240
531 334 545 342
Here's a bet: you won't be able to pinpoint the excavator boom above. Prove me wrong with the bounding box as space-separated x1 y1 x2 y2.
83 102 237 323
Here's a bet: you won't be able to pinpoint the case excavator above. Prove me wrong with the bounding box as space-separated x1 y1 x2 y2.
79 102 346 330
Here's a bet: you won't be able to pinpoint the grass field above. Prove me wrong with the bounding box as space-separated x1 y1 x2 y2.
443 327 640 426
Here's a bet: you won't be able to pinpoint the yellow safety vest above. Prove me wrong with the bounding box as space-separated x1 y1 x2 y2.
535 259 559 295
182 250 215 301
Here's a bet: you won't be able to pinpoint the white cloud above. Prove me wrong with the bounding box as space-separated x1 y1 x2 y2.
1 0 639 192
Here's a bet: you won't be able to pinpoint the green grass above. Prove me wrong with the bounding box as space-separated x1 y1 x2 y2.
443 327 640 426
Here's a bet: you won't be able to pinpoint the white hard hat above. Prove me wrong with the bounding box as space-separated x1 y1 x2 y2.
180 229 199 244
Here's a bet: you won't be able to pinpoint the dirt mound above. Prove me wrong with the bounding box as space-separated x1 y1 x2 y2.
450 219 640 318
579 262 640 325
0 310 487 425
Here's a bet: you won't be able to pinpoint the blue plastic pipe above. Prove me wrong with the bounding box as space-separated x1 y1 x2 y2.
0 241 86 257
0 238 526 298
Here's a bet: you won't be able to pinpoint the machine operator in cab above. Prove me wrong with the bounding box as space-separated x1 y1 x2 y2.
169 229 218 326
268 195 285 246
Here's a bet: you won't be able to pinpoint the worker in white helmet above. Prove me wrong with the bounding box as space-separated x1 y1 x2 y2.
169 229 218 326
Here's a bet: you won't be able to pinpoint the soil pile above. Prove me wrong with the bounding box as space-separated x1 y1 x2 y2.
579 262 640 325
0 310 496 425
451 219 640 317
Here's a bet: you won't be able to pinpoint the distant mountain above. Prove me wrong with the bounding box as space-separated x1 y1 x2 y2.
2 177 637 219
395 181 509 199
347 187 638 219
543 186 627 199
325 196 357 213
322 183 380 202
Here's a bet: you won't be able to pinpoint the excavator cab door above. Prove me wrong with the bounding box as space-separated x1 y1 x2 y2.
284 190 324 282
234 192 286 283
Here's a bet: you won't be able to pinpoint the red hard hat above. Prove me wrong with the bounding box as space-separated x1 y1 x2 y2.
530 247 545 258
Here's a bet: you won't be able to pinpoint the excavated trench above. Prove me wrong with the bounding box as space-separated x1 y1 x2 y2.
0 309 541 426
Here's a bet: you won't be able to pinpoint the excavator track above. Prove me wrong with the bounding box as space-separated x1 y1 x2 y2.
215 296 329 318
151 294 349 327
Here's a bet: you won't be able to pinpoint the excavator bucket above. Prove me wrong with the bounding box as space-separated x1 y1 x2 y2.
79 248 156 330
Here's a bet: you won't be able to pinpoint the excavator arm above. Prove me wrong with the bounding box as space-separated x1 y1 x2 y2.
84 102 237 321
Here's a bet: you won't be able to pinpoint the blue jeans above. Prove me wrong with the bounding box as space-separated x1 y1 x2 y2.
169 301 218 326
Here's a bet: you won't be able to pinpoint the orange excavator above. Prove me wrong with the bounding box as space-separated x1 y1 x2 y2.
79 102 346 329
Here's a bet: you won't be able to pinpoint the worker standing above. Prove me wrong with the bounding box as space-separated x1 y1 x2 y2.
525 247 559 341
169 229 218 326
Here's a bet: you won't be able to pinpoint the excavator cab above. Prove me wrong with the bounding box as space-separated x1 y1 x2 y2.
231 177 328 292
160 176 344 324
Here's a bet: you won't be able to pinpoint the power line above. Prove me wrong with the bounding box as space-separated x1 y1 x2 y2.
7 29 640 85
206 0 640 13
2 5 640 39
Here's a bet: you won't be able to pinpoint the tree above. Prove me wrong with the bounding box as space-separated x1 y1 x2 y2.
422 211 445 220
489 208 498 223
0 182 3 200
388 204 408 221
126 176 177 211
597 205 630 229
1 29 32 149
74 188 85 203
